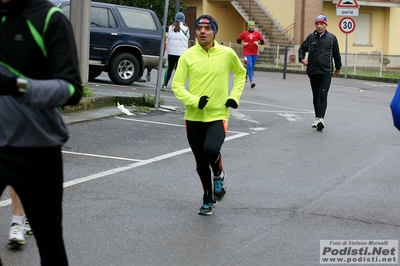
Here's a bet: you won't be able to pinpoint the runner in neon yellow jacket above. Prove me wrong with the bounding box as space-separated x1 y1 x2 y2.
172 36 246 122
172 14 246 216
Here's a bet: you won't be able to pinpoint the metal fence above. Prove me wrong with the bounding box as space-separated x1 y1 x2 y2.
218 41 400 78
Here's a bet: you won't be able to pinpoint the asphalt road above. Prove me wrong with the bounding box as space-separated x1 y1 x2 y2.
1 70 399 265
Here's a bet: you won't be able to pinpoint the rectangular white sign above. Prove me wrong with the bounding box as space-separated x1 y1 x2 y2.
337 8 359 16
320 240 398 264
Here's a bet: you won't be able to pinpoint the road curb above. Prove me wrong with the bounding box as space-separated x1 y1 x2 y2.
64 95 143 114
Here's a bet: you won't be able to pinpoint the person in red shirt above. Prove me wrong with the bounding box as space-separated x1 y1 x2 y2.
237 21 264 88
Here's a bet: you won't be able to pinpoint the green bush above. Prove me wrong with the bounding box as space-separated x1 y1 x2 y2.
379 57 391 65
82 85 94 97
142 93 164 108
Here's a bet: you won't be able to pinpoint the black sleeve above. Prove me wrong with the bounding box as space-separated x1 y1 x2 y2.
45 11 82 105
332 35 342 70
237 38 242 44
259 39 264 45
298 35 310 62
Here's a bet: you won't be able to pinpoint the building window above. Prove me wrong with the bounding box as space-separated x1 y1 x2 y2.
354 13 372 46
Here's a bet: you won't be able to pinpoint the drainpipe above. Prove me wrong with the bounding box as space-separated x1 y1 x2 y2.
301 0 305 42
176 0 180 14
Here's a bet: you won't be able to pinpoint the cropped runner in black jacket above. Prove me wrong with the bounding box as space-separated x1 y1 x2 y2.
0 0 81 264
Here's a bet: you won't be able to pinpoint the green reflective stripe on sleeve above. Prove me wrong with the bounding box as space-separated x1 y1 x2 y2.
26 7 62 58
0 61 25 77
1 16 6 23
26 19 47 58
68 83 75 97
43 7 62 37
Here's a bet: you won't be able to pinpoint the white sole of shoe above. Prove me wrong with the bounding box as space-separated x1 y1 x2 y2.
8 239 26 246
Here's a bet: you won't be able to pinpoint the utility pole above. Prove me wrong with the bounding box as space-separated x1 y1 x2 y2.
70 0 91 85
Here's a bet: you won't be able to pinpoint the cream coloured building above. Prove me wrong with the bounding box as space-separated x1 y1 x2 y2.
182 0 400 56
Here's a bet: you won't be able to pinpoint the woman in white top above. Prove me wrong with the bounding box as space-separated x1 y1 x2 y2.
161 12 189 91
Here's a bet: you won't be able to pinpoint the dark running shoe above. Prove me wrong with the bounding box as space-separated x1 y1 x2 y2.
250 82 256 88
317 118 325 131
213 171 227 202
198 203 213 216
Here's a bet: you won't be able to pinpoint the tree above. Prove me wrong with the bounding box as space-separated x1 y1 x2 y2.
97 0 183 26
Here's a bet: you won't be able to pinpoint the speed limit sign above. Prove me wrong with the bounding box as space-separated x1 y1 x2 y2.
339 17 356 34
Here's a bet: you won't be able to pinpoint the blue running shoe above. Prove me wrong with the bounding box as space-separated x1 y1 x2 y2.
213 171 226 201
198 191 216 215
198 203 213 216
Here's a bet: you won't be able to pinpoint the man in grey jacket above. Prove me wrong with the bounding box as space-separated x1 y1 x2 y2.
298 15 342 131
0 0 82 264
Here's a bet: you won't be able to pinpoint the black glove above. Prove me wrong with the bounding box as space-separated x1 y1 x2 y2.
0 73 19 97
198 96 209 110
225 99 238 109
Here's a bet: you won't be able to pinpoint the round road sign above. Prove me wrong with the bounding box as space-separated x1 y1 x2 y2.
339 17 356 34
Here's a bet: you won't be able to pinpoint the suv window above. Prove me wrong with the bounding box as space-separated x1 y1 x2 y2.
59 5 117 29
116 7 157 31
91 7 117 28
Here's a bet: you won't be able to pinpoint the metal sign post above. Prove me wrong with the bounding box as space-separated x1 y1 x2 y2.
339 17 356 78
336 0 359 79
154 0 170 108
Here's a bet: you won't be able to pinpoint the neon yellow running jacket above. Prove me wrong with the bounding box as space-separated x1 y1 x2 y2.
172 40 246 122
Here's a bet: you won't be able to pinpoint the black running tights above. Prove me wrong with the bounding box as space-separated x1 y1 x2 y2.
308 74 332 119
0 146 68 266
186 120 227 193
163 54 180 87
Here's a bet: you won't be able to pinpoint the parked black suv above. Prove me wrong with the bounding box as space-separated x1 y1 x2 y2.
53 1 165 85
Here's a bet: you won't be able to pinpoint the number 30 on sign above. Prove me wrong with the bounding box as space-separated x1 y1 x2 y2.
339 17 356 34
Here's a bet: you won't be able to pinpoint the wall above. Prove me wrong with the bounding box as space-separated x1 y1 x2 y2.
181 0 400 56
259 0 295 37
388 7 400 55
182 0 245 45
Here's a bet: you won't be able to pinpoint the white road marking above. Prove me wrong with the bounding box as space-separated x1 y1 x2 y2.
240 100 312 112
64 132 249 188
62 151 143 162
0 118 249 208
2 97 306 206
231 111 260 124
276 113 304 122
239 110 312 114
0 199 11 208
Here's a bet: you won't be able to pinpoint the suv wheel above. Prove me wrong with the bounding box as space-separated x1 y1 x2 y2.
108 53 140 85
